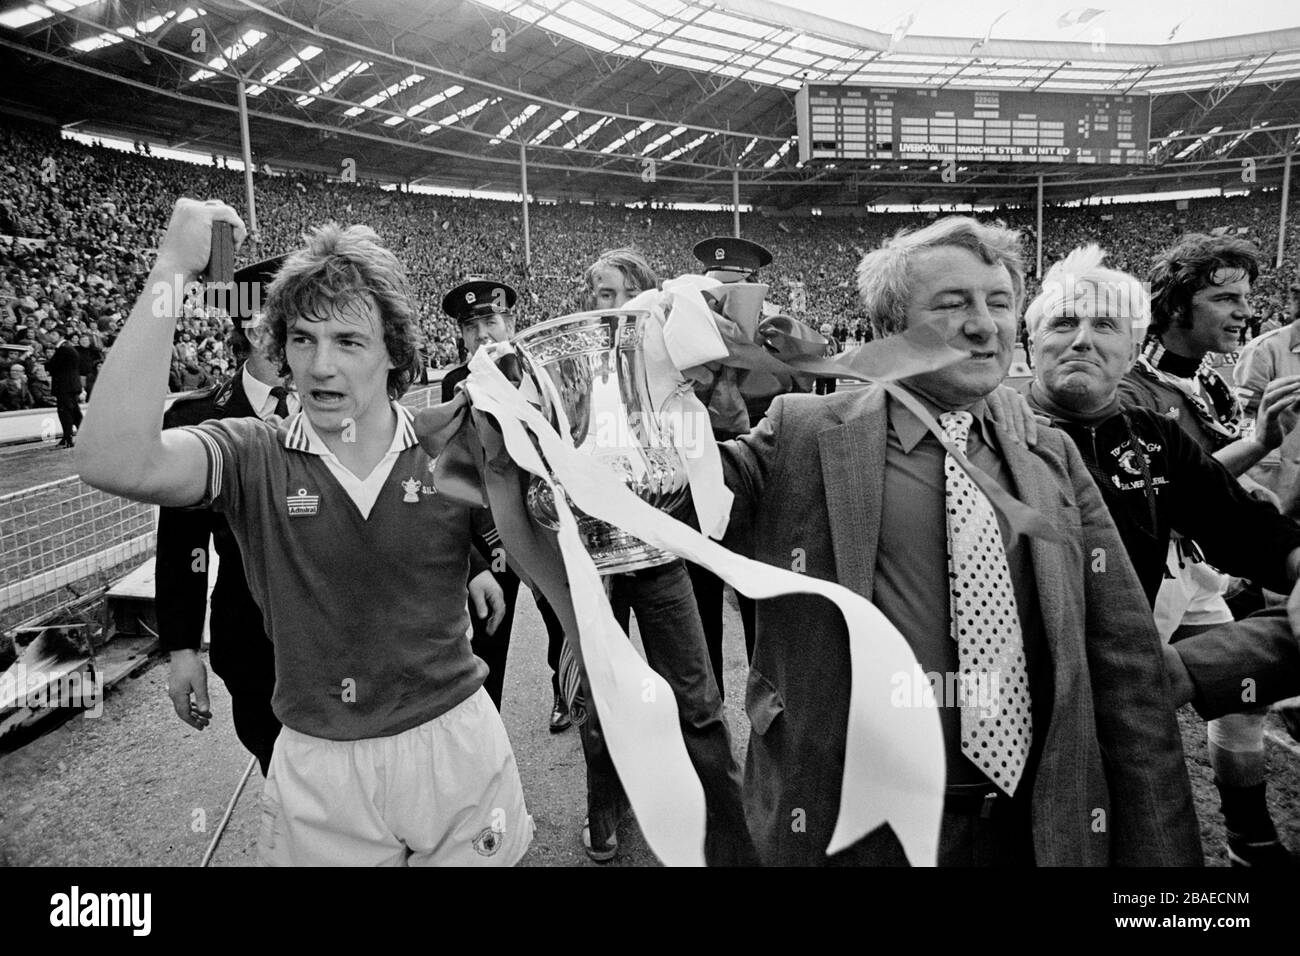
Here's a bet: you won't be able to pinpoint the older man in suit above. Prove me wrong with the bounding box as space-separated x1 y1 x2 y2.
720 216 1202 866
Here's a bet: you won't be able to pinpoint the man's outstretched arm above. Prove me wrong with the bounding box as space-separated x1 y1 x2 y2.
77 199 247 506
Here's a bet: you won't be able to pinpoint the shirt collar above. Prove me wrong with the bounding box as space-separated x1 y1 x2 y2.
887 386 995 454
1288 320 1300 353
240 364 273 418
283 402 417 456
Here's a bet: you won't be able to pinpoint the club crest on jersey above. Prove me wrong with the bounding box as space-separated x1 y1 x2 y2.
287 487 319 517
401 477 421 503
473 826 502 857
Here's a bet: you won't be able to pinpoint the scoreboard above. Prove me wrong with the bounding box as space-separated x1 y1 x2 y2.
796 85 1151 165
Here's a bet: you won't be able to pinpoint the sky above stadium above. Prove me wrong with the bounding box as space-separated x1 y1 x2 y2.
783 0 1300 46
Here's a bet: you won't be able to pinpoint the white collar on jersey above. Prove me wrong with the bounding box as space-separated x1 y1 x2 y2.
282 402 418 456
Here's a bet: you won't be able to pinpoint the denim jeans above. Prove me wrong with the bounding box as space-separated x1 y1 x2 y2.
578 559 758 865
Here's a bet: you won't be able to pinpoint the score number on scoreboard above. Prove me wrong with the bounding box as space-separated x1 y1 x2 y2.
796 85 1151 166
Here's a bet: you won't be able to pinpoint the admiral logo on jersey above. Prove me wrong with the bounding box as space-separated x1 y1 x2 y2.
287 487 320 517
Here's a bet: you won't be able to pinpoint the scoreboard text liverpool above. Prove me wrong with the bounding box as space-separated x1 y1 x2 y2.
796 85 1151 166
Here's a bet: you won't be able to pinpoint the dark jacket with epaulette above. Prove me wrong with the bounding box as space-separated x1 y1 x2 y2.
156 366 271 685
440 363 469 404
442 363 511 571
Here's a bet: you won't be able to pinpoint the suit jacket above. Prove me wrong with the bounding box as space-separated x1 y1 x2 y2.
156 366 271 686
1174 607 1300 720
720 385 1202 866
46 341 82 397
441 363 470 404
441 362 518 583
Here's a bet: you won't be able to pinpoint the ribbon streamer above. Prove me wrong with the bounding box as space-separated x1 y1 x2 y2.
454 348 947 866
457 356 711 867
640 280 1063 546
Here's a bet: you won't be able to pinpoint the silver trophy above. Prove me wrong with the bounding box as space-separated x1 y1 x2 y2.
512 309 690 575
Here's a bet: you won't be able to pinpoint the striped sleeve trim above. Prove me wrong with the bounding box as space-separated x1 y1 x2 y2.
183 425 224 505
283 413 310 452
396 404 418 449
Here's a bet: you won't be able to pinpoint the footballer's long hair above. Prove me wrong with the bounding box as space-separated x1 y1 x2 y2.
1147 233 1261 336
583 247 658 310
260 223 419 399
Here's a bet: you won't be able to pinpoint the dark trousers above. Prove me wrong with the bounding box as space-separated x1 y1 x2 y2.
738 593 756 662
935 790 1035 866
539 593 564 697
470 567 565 709
580 559 758 866
212 637 280 777
686 562 726 698
55 393 82 442
687 426 759 693
686 563 757 697
225 678 281 777
814 377 837 395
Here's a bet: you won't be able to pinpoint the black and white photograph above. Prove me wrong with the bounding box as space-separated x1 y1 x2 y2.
0 0 1298 928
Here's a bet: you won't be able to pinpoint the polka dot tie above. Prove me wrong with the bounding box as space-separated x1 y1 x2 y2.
940 410 1032 796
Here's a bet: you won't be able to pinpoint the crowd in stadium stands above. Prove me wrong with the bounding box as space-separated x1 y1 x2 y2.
1 119 1297 412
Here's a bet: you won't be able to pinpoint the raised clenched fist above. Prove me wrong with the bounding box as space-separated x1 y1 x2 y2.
154 198 247 280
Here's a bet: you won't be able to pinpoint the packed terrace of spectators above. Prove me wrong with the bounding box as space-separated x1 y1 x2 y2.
2 120 1297 412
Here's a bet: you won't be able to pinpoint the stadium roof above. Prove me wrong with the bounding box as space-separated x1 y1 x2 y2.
2 0 1299 207
474 0 1300 94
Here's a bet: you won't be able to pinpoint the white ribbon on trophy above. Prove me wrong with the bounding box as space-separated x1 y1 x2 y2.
462 286 946 865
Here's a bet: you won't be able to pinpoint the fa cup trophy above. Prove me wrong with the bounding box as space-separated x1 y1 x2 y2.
512 309 690 574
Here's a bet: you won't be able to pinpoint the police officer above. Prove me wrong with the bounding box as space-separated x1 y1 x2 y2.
693 235 773 288
688 237 778 678
441 279 571 731
158 256 295 774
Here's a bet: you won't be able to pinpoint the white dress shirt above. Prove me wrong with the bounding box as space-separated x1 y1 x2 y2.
242 365 299 421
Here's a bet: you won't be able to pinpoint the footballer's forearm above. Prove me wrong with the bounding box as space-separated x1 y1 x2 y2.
78 200 245 505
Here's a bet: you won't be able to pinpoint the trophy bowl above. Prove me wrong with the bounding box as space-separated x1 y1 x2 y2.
513 309 689 575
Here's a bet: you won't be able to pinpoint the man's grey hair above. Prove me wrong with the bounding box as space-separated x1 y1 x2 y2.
856 216 1026 338
1024 244 1150 343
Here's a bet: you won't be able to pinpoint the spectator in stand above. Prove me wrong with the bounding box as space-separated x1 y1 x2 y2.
1 118 1297 379
0 361 34 410
179 356 213 391
28 361 53 407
